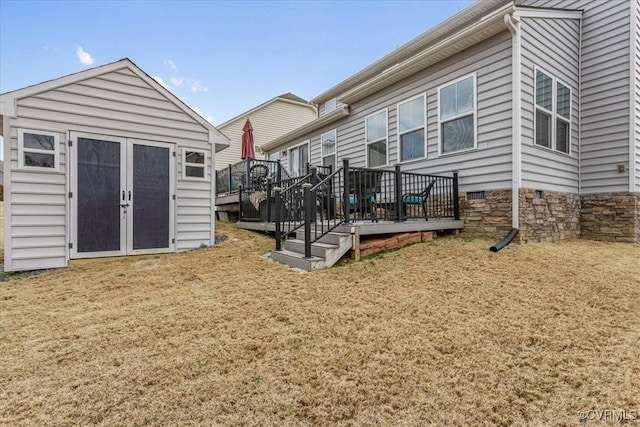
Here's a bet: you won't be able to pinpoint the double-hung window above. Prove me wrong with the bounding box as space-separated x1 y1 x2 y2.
366 109 388 167
398 95 426 162
289 141 309 177
439 74 476 154
18 129 59 170
183 149 206 179
321 129 336 171
535 68 571 154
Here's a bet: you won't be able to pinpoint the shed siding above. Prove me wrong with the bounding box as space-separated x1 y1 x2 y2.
307 32 513 192
5 68 212 271
636 0 640 191
519 0 633 193
215 100 315 170
520 16 580 193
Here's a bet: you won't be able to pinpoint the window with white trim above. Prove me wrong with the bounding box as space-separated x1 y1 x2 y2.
535 68 571 154
366 109 387 167
183 149 206 179
398 95 426 162
321 129 336 171
18 129 59 170
288 141 309 177
439 74 476 154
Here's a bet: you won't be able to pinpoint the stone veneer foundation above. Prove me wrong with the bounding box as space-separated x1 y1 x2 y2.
517 189 580 242
580 192 640 243
460 189 639 243
459 190 512 238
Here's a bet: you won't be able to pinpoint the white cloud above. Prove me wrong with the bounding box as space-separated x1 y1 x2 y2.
76 46 95 66
193 107 215 124
190 81 208 93
170 77 184 86
151 76 170 89
165 59 178 73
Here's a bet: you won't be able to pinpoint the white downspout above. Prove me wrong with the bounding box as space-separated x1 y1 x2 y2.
505 13 521 229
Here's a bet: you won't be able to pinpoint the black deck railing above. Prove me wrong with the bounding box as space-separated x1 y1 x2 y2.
272 159 460 258
216 159 287 196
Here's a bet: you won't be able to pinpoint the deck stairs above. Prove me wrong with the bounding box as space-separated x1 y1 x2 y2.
270 229 352 271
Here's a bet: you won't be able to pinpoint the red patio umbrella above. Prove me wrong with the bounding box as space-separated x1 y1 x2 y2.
241 119 255 160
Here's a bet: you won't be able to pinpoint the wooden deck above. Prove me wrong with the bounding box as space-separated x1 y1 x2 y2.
236 218 464 235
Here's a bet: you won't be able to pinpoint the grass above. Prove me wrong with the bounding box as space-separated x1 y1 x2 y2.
1 221 639 426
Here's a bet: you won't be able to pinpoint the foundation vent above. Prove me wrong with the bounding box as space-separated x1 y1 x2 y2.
467 191 485 201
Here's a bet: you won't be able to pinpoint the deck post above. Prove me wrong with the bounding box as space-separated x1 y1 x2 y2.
265 177 273 222
395 164 403 222
238 184 243 221
276 160 282 181
310 166 318 222
274 186 282 251
453 172 460 220
303 183 312 258
342 158 350 225
228 163 233 193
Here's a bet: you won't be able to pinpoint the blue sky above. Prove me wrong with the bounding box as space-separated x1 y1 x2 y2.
1 0 473 126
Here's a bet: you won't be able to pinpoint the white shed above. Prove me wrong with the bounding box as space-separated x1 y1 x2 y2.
0 59 230 272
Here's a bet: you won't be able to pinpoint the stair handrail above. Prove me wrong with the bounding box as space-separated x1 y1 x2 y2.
303 159 349 253
272 171 315 251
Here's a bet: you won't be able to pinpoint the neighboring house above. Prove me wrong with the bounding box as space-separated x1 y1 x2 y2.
262 0 640 243
0 58 230 272
215 93 316 176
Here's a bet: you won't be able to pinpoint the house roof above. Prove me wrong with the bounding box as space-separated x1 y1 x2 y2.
0 58 230 152
217 92 316 129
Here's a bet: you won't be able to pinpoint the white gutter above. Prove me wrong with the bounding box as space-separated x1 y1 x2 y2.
505 13 521 229
579 15 583 194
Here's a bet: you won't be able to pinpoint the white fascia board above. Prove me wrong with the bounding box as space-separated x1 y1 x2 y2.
210 130 231 153
513 7 583 20
0 60 130 101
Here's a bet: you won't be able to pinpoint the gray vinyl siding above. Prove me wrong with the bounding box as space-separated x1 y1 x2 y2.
5 67 213 271
519 0 633 193
309 32 513 192
520 16 580 193
215 100 315 170
636 0 640 192
175 156 213 252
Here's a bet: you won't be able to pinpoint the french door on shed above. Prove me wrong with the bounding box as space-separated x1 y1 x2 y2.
69 132 175 259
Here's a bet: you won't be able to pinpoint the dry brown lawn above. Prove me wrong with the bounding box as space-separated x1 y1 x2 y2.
1 222 639 426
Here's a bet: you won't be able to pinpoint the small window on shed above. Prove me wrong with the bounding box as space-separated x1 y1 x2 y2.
18 129 59 170
183 149 206 179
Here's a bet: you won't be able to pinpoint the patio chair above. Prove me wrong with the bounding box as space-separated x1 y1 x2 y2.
249 163 269 187
401 179 436 220
348 169 383 221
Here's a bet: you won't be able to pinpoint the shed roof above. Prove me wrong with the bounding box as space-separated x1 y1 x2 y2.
0 58 230 152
